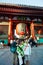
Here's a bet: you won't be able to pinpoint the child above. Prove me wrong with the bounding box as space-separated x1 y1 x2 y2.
23 37 31 65
17 39 25 65
10 40 18 65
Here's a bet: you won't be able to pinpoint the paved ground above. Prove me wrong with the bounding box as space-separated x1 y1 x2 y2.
30 46 43 65
0 47 13 65
0 46 43 65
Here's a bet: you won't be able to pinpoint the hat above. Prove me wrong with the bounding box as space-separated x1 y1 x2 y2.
10 40 13 44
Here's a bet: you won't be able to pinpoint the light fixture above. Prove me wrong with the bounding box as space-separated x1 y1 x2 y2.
26 17 31 21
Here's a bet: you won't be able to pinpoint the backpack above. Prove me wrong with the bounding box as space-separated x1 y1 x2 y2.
10 41 17 53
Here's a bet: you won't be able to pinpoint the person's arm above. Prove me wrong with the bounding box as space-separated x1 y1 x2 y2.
8 40 14 46
28 37 32 43
7 43 11 46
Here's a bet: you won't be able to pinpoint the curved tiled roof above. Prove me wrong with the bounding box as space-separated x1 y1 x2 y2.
0 3 43 10
0 3 43 17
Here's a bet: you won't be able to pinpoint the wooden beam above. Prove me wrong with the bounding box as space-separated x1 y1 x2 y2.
30 22 35 38
34 24 43 26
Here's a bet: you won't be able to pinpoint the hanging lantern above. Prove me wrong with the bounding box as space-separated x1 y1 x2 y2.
16 23 26 35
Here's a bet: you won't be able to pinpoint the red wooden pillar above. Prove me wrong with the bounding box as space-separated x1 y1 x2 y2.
30 22 35 38
8 18 13 43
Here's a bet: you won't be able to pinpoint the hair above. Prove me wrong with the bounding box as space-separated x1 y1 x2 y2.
1 40 4 43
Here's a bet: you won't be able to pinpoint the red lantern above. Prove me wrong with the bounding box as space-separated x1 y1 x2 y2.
16 23 26 35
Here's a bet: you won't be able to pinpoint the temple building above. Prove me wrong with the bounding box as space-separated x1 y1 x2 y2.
0 3 43 45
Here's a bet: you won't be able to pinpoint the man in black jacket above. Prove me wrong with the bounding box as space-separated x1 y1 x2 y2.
28 37 38 47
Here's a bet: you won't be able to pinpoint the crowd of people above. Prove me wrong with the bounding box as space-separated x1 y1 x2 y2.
9 35 38 65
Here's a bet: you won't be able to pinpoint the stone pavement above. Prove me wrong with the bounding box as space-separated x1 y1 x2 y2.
0 45 43 65
29 46 43 65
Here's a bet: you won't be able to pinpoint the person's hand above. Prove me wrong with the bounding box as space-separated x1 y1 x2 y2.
16 44 18 46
